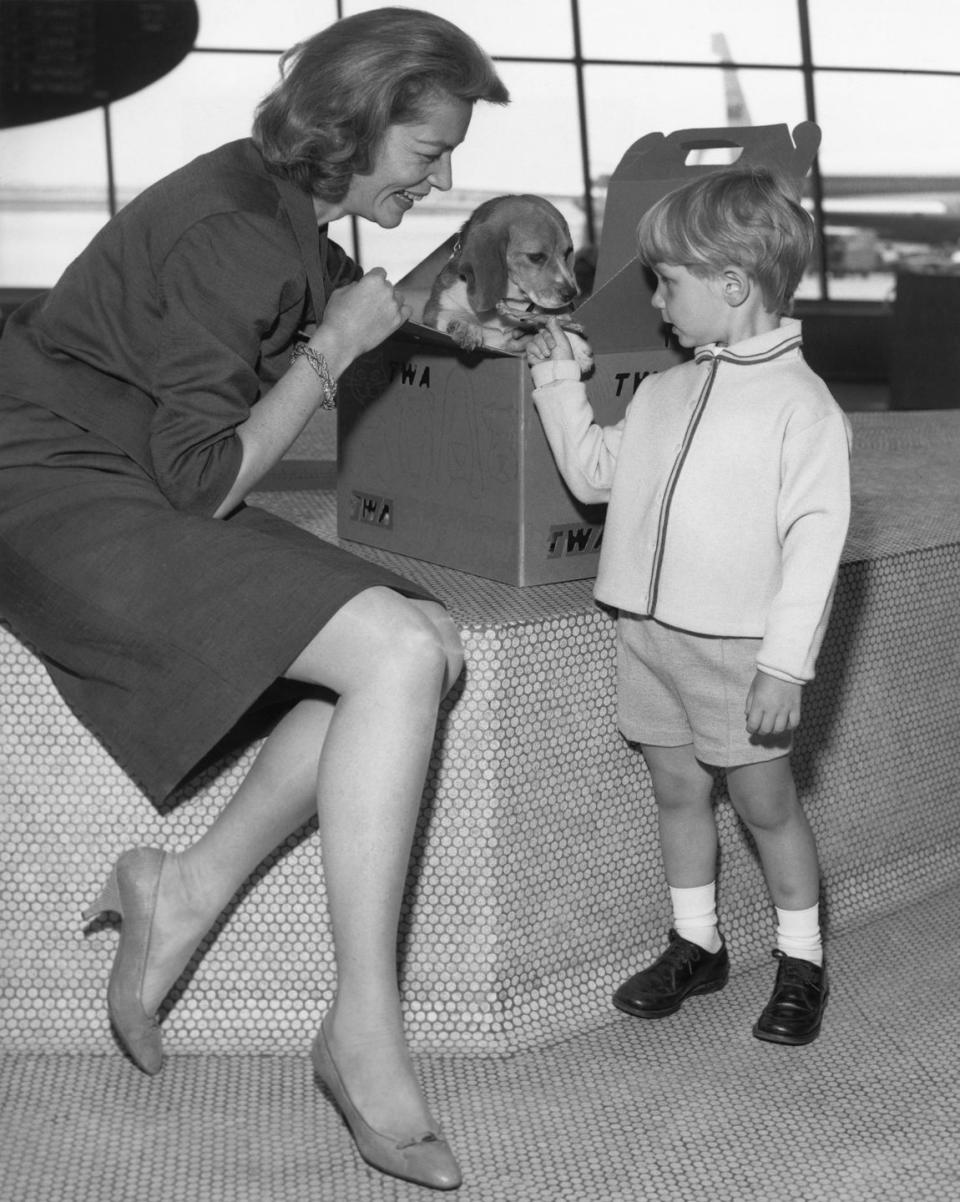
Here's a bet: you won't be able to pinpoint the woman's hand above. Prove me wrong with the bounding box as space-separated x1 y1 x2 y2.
525 316 575 366
214 269 409 517
313 267 411 369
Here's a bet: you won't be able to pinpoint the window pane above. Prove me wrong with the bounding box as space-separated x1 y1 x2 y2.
584 65 809 183
814 71 960 300
0 110 109 287
808 0 960 70
109 52 281 195
341 0 573 58
448 63 581 194
198 0 573 64
585 65 820 299
580 0 802 65
195 0 338 50
816 73 960 175
352 61 584 280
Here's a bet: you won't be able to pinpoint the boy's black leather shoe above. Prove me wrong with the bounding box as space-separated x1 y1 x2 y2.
752 950 828 1046
613 929 729 1019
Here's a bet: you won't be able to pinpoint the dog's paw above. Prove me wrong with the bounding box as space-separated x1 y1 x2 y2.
446 318 486 352
495 302 559 331
495 300 532 323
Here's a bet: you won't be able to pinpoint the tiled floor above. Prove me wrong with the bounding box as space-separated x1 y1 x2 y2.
2 883 957 1202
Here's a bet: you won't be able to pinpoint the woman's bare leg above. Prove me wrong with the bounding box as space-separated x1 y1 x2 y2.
136 588 463 1136
137 696 335 1015
288 592 462 1135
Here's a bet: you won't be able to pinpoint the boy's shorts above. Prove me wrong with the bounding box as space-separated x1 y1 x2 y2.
616 614 792 767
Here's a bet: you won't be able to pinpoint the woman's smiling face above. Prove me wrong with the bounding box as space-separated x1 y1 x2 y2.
341 93 473 229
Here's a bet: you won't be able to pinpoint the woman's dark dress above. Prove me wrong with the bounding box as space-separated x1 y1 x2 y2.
0 139 434 802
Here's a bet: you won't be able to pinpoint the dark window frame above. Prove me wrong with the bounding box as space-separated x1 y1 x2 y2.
21 0 960 301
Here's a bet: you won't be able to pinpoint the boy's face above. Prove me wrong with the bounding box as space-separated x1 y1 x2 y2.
650 263 731 348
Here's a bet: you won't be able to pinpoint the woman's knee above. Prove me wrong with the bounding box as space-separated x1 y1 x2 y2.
286 588 460 694
407 598 464 693
379 600 465 700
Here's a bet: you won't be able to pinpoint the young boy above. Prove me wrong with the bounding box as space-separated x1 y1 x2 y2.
526 166 851 1045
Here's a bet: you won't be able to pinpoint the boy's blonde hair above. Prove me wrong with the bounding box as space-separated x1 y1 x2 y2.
637 166 815 314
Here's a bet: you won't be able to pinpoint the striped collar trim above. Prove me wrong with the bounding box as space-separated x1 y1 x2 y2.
694 319 803 367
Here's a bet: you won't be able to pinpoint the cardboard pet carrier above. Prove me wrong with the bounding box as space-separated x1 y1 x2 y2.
337 122 821 586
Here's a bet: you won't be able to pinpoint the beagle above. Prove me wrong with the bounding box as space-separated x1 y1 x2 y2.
423 194 593 371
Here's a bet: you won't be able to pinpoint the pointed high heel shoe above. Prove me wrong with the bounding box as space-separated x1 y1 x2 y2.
311 1020 462 1191
83 846 167 1076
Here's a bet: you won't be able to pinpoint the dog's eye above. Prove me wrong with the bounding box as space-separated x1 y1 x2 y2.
527 253 547 265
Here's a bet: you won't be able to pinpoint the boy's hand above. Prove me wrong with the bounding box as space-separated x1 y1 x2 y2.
745 671 802 736
525 316 575 366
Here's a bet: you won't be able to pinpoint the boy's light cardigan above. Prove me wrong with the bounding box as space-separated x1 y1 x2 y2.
531 320 852 684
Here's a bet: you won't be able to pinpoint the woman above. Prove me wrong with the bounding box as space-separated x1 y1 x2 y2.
0 8 508 1192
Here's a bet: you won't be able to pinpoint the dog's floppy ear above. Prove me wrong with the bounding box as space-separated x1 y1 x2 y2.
458 216 508 314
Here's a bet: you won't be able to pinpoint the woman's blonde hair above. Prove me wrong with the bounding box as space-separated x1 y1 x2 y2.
637 166 815 313
252 7 509 202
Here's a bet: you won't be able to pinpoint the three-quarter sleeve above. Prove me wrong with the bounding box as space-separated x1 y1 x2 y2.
149 210 308 514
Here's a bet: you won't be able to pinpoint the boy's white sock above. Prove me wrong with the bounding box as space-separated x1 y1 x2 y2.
775 903 823 966
670 883 723 954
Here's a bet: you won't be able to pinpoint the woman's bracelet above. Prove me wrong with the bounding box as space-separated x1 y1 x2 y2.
290 342 338 409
